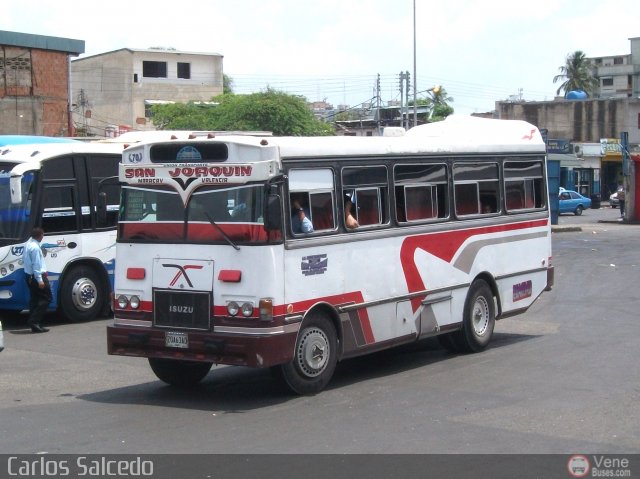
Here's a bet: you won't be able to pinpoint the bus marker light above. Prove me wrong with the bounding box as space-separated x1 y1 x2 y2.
127 268 146 280
218 269 242 282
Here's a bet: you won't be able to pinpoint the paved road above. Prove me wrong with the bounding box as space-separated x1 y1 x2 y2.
0 212 639 455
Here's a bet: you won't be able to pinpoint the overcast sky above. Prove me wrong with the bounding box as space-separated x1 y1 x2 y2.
5 0 639 114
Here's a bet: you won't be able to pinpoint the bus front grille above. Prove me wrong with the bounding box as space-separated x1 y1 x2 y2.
153 289 211 330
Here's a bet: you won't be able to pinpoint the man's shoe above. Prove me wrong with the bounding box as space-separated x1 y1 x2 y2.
31 325 49 333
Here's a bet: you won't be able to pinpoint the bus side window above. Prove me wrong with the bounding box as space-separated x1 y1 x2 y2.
504 161 546 212
393 163 448 223
342 165 389 228
310 192 334 231
41 185 78 233
453 162 499 217
454 183 480 216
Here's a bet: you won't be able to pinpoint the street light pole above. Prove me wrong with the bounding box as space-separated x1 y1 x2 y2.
412 0 417 128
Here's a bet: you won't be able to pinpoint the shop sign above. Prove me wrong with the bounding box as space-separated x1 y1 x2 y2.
547 139 571 154
601 138 622 157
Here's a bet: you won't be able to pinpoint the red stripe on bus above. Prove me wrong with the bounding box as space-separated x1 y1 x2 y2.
400 219 548 312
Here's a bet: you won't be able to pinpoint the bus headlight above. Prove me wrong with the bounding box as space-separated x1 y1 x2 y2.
0 267 6 276
241 302 254 317
116 295 129 309
129 295 140 309
227 301 240 316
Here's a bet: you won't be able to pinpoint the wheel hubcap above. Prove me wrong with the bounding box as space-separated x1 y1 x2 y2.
472 296 490 336
71 278 97 311
296 327 330 377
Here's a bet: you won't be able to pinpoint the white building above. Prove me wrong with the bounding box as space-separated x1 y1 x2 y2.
589 37 640 99
71 48 223 136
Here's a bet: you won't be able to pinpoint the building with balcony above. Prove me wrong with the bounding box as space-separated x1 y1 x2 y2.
589 37 640 99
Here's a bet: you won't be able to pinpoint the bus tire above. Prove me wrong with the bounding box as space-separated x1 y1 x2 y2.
454 279 495 353
59 265 105 322
148 358 212 387
277 313 338 395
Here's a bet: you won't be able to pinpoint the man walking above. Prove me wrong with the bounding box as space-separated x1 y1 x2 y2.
23 227 51 333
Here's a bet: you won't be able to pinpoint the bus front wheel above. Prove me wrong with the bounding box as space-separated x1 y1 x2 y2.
277 313 338 395
454 279 495 353
59 265 104 322
148 358 212 387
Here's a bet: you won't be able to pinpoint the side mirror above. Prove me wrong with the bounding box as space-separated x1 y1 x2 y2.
264 194 282 231
10 175 22 204
97 192 108 227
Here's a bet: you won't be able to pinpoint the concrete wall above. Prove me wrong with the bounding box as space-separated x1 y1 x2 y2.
497 98 640 144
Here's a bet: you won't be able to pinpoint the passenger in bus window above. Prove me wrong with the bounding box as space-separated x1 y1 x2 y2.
344 198 359 229
290 193 314 233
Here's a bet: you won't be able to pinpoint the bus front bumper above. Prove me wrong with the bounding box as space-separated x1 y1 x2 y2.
106 323 298 368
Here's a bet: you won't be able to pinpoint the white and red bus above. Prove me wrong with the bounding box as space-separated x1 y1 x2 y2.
106 116 554 394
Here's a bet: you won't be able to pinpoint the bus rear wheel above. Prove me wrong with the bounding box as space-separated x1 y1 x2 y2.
148 358 212 387
453 279 495 353
59 265 105 322
276 313 338 395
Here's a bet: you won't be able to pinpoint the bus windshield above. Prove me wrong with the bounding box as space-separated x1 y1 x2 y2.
0 170 35 245
119 184 279 244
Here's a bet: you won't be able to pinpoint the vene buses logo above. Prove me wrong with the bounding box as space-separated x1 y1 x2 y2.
162 263 204 288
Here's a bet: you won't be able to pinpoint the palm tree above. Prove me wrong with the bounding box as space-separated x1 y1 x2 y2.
428 86 454 121
553 51 599 97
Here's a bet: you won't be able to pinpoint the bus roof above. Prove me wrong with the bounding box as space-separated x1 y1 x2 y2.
0 142 127 172
270 116 546 158
122 116 546 164
0 135 79 147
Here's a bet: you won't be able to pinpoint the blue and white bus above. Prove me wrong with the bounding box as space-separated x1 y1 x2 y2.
0 141 124 322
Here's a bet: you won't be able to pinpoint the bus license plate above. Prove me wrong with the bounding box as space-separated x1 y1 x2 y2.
165 331 189 349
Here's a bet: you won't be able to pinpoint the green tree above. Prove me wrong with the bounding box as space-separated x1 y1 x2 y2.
151 89 334 136
150 102 215 130
223 74 234 94
424 86 454 121
553 51 599 97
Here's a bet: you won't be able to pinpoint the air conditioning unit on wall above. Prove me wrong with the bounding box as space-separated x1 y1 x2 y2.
573 144 583 157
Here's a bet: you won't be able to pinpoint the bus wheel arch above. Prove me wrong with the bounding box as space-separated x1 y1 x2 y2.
276 306 339 395
58 260 109 322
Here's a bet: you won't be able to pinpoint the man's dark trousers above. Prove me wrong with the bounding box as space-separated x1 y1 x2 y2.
26 274 52 327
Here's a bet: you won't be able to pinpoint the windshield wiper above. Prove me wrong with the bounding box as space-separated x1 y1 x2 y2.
205 212 240 251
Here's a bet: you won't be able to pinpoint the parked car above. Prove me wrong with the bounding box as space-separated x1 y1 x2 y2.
609 191 619 208
559 188 592 215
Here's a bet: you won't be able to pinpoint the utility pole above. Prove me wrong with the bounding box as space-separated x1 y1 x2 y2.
376 74 381 135
399 71 411 129
413 0 417 128
405 70 411 130
399 71 405 129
